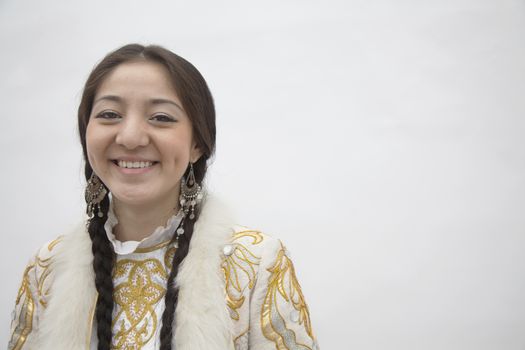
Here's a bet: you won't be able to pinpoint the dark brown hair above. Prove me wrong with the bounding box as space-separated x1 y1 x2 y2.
77 44 216 350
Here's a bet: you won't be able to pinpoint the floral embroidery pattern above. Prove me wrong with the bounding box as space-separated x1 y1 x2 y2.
222 231 263 320
8 236 63 350
261 242 314 350
111 257 168 349
8 263 36 350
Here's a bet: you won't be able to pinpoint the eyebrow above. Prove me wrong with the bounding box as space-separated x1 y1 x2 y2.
150 98 184 112
94 95 184 112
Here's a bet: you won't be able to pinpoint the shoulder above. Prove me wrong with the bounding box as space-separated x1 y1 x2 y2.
10 235 65 324
16 222 85 295
23 233 68 294
224 225 288 274
22 235 66 283
21 222 92 300
35 235 66 262
222 225 282 324
222 224 292 294
224 226 320 349
29 222 92 270
30 236 65 305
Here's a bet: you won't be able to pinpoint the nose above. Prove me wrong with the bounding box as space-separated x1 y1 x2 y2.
115 117 149 150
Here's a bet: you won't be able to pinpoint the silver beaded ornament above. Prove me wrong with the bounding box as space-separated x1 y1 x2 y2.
85 173 107 218
174 162 203 247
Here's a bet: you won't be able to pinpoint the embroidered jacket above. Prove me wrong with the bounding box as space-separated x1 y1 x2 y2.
8 194 319 350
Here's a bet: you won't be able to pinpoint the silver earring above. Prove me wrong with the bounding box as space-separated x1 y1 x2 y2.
85 173 107 218
175 162 203 246
179 162 202 220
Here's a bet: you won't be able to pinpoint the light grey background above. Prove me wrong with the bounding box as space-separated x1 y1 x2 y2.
1 0 524 349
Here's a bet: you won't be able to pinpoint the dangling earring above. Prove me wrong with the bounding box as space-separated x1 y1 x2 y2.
179 162 203 220
85 173 107 219
175 162 203 247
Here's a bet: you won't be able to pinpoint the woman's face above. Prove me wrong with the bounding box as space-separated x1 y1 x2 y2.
86 60 201 208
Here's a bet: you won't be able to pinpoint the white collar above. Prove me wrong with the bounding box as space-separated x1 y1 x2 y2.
104 193 183 255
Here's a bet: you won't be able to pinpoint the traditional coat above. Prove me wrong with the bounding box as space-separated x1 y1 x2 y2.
8 194 319 350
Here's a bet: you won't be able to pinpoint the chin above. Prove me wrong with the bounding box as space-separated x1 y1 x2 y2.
111 188 156 206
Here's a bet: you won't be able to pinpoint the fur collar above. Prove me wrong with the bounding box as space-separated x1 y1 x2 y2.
38 193 235 350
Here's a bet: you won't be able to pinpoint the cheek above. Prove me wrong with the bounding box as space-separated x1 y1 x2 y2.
85 123 106 166
161 130 194 162
164 140 191 162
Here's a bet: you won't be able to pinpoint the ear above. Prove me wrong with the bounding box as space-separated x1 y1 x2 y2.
190 141 203 163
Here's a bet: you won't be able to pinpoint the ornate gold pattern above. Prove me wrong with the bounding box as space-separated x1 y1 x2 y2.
222 231 263 320
110 243 176 350
234 327 250 350
233 230 264 244
35 257 52 308
9 236 63 350
261 242 314 350
134 239 172 254
112 258 167 349
164 246 177 268
47 236 63 251
234 327 249 342
37 236 63 308
8 263 36 350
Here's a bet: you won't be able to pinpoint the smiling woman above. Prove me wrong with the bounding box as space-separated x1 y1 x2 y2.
85 61 201 241
7 44 320 350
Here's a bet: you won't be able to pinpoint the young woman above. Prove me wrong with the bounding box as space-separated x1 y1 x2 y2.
8 44 319 350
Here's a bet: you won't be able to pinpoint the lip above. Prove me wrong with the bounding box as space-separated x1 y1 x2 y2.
110 160 158 175
111 156 158 162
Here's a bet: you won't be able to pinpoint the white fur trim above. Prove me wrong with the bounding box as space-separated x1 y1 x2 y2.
174 193 236 350
38 222 96 350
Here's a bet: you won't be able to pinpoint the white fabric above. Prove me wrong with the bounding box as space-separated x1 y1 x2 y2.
104 193 183 255
105 244 175 349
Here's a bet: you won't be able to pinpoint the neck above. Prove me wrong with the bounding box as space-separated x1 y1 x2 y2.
111 193 180 242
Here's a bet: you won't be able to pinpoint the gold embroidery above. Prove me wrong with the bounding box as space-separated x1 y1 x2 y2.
234 327 250 350
36 236 62 308
222 231 263 320
261 242 314 350
233 230 264 244
87 295 97 349
134 239 172 254
234 327 249 342
9 236 63 349
47 235 63 251
109 243 177 350
111 258 168 349
8 263 36 350
164 246 177 268
36 256 52 308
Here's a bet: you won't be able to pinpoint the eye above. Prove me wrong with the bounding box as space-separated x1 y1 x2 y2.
150 114 176 123
95 111 121 120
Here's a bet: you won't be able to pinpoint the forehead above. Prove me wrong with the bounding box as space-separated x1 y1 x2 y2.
95 60 179 101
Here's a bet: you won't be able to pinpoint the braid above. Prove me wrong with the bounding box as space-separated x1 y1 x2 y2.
87 193 115 350
159 212 198 350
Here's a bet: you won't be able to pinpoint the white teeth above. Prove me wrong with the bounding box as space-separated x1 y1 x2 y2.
117 160 154 169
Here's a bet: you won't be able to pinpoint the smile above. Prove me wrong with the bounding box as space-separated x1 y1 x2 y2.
112 160 158 169
110 159 159 174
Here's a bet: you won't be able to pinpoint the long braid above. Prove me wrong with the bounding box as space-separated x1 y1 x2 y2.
87 192 115 350
159 212 198 350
